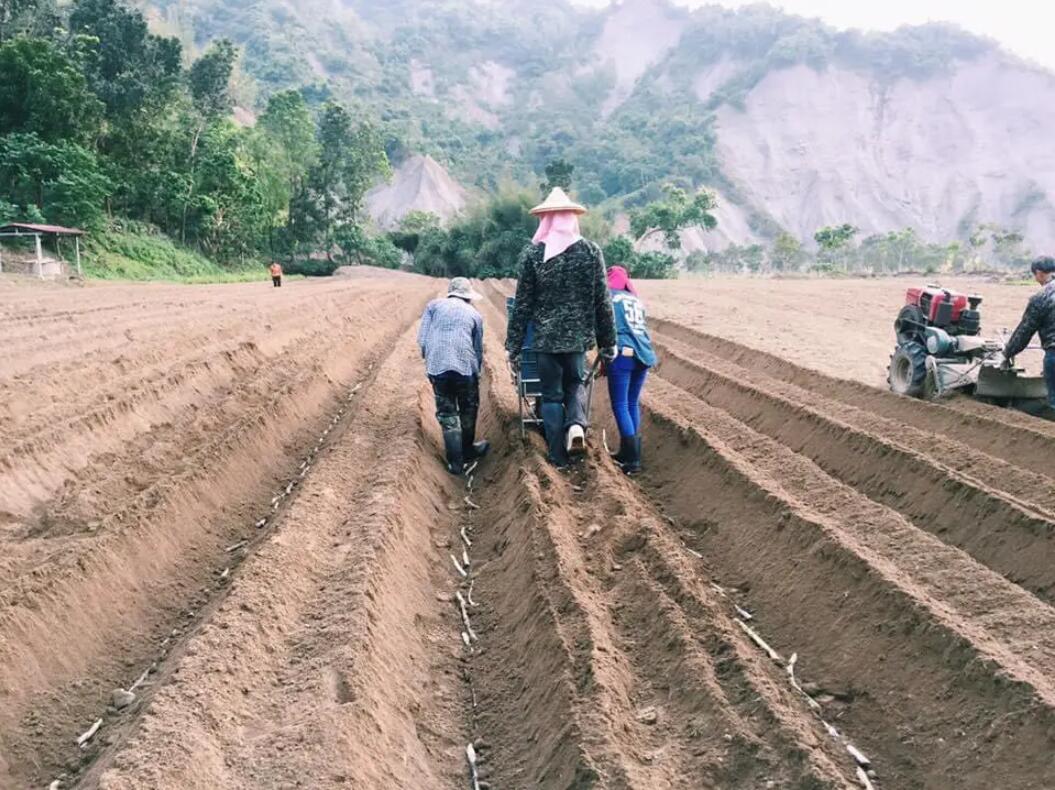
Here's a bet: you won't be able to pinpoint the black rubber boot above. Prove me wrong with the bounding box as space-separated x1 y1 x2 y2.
540 402 569 467
461 419 490 462
442 428 464 475
622 435 642 475
612 435 633 465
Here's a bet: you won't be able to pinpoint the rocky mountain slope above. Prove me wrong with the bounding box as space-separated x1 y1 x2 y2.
712 56 1055 251
366 154 469 229
151 0 1055 252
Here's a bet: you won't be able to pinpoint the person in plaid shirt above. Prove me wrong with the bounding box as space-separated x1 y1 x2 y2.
418 278 490 475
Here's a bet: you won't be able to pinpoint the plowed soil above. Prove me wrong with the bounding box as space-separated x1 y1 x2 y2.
3 273 1054 790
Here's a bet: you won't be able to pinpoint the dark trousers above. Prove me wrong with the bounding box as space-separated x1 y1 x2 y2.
1045 349 1055 408
537 352 588 428
272 276 282 287
430 372 480 432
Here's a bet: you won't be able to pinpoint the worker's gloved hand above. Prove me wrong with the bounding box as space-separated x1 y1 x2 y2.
600 346 618 362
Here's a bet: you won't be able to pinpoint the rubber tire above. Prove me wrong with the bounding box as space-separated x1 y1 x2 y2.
889 342 929 398
894 305 926 345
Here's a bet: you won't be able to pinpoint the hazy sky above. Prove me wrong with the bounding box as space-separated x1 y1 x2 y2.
571 0 1054 71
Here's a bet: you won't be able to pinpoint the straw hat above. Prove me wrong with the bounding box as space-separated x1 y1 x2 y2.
530 187 587 216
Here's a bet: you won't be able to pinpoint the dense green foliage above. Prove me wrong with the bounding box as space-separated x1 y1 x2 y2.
400 184 689 281
408 187 539 279
629 185 717 250
0 0 396 276
686 222 1031 276
814 223 859 270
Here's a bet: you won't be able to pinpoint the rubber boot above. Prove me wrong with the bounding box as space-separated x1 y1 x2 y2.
461 419 490 462
540 402 569 467
622 435 642 475
442 428 464 475
612 434 633 465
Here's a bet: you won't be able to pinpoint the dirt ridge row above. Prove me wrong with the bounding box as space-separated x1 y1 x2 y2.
650 316 1055 466
477 282 861 787
651 332 1055 603
0 281 437 788
638 375 1055 788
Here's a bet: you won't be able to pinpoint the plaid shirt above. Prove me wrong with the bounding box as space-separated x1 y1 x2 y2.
417 296 484 378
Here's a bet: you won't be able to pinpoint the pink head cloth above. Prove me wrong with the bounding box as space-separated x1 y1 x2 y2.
607 265 638 296
532 210 583 262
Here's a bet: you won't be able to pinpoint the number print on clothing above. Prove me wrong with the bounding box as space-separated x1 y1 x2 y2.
619 295 647 335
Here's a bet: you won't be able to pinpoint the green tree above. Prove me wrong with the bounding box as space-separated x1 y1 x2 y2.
630 185 718 251
0 37 104 145
255 89 318 253
399 210 442 235
180 39 238 242
185 122 268 259
742 243 765 273
602 235 635 268
390 210 441 254
69 0 182 119
1 0 59 43
629 250 677 279
990 227 1028 268
601 235 677 279
770 232 804 271
189 39 238 119
0 132 111 228
814 223 858 271
540 158 574 194
578 211 613 247
408 188 536 278
291 103 390 260
959 223 1028 271
336 223 404 269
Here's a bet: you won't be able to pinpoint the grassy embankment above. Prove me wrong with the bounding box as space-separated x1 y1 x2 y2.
80 227 280 284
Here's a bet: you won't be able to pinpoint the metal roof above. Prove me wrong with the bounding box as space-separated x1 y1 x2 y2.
0 223 85 236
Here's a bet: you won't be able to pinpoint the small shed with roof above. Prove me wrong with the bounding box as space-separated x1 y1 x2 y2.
0 223 85 279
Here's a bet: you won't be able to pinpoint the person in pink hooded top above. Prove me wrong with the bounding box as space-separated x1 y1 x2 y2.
604 265 656 474
506 188 617 467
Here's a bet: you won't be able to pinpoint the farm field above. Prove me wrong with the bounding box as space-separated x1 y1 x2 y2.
2 272 1055 790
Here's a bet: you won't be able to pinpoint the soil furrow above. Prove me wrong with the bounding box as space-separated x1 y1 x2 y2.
634 375 1055 789
475 285 856 788
8 273 1055 790
650 316 1055 470
0 278 436 788
651 332 1055 602
91 325 468 789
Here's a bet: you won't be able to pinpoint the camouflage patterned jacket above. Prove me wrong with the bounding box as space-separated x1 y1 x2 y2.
1005 280 1055 358
505 239 617 355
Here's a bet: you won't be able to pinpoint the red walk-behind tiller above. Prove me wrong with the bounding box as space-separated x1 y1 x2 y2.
887 284 1046 405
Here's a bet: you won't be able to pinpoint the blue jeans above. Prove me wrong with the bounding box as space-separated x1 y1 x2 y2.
607 356 648 438
1045 349 1055 408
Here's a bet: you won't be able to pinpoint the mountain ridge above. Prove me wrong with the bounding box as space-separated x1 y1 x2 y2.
143 0 1055 252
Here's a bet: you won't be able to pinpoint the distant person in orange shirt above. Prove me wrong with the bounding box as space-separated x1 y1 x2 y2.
269 262 283 287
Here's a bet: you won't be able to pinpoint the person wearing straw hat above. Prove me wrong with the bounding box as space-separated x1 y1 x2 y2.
506 187 617 467
418 277 490 475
